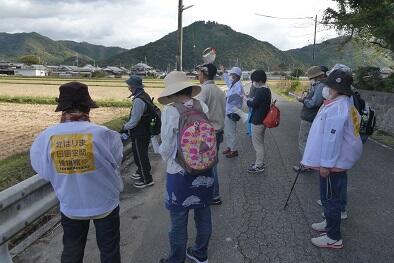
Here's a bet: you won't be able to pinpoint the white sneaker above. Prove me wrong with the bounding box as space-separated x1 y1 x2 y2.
311 234 343 249
321 211 348 220
311 220 327 232
316 199 322 206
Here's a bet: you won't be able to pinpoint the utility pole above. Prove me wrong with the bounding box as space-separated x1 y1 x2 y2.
176 0 194 71
312 15 317 63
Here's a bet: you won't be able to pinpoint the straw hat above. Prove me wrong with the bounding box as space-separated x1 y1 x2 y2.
306 66 325 79
158 71 201 105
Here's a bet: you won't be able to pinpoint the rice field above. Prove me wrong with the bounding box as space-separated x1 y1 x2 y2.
0 102 129 160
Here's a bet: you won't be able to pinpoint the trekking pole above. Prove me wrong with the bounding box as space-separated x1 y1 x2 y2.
283 164 304 210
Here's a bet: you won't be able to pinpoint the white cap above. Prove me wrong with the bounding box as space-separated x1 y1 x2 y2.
228 67 242 77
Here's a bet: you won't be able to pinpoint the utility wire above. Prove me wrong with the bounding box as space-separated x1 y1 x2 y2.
255 13 313 20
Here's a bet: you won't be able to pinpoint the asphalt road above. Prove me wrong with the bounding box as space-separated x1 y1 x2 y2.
15 94 394 263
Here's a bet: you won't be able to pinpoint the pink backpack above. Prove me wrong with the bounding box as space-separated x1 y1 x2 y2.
174 99 217 175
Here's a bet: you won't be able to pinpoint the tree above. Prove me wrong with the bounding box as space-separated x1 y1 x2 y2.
291 68 304 78
18 55 40 65
323 0 394 52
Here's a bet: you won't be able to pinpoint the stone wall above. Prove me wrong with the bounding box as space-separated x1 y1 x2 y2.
359 90 394 135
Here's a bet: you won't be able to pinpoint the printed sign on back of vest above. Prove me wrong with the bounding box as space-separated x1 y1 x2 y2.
50 133 96 174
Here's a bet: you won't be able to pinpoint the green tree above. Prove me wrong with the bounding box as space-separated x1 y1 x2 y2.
18 55 40 65
291 68 304 78
323 0 394 52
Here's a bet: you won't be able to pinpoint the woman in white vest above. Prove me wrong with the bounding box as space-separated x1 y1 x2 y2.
302 69 363 249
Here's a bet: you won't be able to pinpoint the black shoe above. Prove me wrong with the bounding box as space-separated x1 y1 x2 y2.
159 258 168 263
133 180 154 189
131 173 142 180
210 197 222 205
186 247 208 263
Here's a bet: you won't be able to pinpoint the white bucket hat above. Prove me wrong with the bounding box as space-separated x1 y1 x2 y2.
228 67 242 77
158 71 201 105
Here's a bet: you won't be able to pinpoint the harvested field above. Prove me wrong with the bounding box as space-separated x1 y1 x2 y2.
0 84 164 101
0 103 128 160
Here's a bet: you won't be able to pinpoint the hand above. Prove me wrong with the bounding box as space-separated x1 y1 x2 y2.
297 96 305 102
319 167 330 178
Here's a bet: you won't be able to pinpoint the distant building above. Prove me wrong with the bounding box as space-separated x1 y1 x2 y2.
0 62 23 75
14 65 48 77
131 63 157 77
102 66 125 76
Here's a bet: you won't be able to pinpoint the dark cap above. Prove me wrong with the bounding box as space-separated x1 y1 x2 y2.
55 82 98 112
196 63 217 79
126 75 144 89
322 69 353 96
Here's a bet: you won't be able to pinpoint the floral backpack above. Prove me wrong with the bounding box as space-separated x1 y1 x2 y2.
174 99 217 176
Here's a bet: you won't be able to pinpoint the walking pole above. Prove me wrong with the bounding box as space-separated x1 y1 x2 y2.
283 164 304 209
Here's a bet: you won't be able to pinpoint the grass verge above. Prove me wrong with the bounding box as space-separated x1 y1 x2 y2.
0 115 129 191
268 79 309 101
371 130 394 148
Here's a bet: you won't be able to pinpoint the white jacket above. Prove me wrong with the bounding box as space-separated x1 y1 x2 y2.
301 96 363 170
30 121 123 217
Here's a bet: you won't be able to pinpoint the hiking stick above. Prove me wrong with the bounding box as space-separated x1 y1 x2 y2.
283 164 303 209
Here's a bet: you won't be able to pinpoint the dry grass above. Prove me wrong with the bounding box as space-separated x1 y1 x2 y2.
0 103 129 160
0 84 164 101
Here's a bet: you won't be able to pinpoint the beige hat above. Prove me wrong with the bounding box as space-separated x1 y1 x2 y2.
306 66 325 79
158 71 201 105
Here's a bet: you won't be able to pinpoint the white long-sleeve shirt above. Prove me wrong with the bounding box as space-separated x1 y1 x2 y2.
223 73 244 114
159 99 209 174
301 96 363 170
30 121 124 217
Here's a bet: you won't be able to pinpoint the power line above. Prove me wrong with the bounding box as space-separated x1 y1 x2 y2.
255 13 314 20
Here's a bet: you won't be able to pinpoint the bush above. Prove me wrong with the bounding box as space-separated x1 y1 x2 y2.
291 68 304 79
354 66 393 93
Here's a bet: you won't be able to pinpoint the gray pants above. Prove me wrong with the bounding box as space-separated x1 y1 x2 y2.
298 120 312 155
224 116 238 151
251 124 266 167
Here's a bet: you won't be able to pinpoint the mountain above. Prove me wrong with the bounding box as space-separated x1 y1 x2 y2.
104 21 393 70
58 40 126 62
1 23 392 69
102 21 300 70
0 32 85 64
0 32 126 65
286 37 393 69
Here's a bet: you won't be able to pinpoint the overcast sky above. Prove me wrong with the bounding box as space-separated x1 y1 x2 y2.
0 0 339 51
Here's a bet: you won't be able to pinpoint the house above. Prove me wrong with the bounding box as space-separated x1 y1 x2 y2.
0 62 23 75
14 65 48 77
131 63 157 77
102 66 125 76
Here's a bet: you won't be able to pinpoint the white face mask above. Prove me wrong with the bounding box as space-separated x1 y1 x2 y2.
322 87 330 99
252 81 264 88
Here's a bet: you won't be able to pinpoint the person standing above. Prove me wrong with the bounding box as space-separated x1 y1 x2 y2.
122 75 155 188
30 82 123 263
196 63 226 205
158 71 214 263
301 69 363 249
220 66 244 158
293 66 326 172
246 70 271 173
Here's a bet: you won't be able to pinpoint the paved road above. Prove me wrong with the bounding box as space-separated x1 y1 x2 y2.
16 94 394 263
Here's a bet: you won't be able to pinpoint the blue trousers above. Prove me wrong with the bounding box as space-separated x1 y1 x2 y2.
320 172 347 212
320 171 347 241
168 206 212 263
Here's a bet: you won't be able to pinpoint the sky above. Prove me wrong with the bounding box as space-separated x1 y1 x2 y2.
0 0 339 51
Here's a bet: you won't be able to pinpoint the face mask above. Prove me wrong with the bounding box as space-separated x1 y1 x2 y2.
252 81 264 88
310 79 316 85
322 87 330 99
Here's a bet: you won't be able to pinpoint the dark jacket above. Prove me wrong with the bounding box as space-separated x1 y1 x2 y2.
129 91 153 138
247 87 271 125
300 81 325 122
